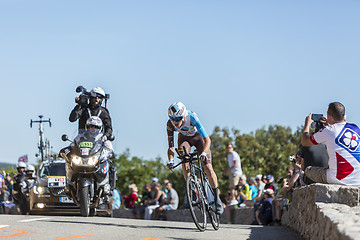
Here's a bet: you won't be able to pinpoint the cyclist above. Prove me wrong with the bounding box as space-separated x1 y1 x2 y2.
166 101 223 214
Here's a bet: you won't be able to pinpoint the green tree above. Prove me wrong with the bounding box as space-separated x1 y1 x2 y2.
113 149 166 196
0 167 17 177
210 125 302 199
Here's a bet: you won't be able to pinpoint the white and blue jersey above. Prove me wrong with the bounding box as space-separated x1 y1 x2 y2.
167 110 209 147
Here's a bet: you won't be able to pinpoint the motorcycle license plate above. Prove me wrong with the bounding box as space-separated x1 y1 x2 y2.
48 177 66 188
59 197 73 203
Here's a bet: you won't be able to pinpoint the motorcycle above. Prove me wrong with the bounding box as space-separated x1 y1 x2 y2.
59 128 115 217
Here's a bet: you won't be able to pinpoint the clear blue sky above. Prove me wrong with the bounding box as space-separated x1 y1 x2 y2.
1 1 359 165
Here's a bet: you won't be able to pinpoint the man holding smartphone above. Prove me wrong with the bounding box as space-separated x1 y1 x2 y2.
301 102 360 187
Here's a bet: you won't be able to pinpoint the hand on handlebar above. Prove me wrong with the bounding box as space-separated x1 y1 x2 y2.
199 152 207 162
167 160 174 169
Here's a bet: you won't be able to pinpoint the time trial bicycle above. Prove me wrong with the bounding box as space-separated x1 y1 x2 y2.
171 147 220 231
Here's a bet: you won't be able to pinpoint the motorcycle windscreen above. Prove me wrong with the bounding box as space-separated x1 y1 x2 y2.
76 129 103 156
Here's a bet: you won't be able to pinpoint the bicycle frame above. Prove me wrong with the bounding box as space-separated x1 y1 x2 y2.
174 147 212 207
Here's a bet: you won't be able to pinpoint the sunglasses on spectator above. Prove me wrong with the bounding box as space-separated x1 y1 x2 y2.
170 116 183 121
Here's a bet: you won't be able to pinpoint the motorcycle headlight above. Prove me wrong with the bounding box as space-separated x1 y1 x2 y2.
71 156 82 165
87 156 99 166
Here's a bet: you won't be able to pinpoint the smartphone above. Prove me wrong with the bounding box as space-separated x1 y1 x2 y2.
311 114 323 122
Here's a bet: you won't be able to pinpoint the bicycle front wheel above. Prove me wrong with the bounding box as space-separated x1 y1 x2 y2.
186 175 207 231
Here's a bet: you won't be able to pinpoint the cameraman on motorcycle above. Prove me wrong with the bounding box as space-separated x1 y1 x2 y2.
69 87 113 143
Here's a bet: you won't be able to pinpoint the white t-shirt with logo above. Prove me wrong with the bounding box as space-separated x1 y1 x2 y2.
227 151 243 176
310 122 360 187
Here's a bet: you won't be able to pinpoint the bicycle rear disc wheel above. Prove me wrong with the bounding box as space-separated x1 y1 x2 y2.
204 180 220 230
186 175 207 231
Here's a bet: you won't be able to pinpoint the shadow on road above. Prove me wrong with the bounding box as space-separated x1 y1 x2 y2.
247 225 302 240
45 219 194 232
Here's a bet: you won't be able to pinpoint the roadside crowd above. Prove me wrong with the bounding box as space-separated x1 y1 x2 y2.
0 171 20 214
120 178 179 220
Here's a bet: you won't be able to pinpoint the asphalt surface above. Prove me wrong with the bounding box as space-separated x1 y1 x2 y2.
0 214 302 240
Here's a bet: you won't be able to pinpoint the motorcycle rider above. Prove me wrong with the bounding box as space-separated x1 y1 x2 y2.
24 164 36 190
69 87 113 142
25 164 36 179
75 116 113 150
64 116 114 201
13 162 29 214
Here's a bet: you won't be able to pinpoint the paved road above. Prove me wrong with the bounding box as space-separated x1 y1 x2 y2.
0 214 301 240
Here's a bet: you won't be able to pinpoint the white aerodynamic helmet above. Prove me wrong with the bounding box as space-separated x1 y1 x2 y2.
85 116 103 132
168 102 187 121
91 87 106 99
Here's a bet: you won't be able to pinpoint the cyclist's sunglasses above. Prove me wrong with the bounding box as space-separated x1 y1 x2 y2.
169 116 183 121
89 125 101 129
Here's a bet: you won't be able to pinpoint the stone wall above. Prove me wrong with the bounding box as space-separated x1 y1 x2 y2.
113 207 254 225
281 184 360 240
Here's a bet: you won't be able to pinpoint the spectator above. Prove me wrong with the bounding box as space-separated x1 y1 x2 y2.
153 182 179 220
283 154 305 201
4 173 13 200
0 184 16 214
144 183 166 220
274 153 306 225
122 184 139 218
238 175 252 203
152 177 159 183
253 175 265 202
248 177 258 200
161 179 169 195
112 188 121 210
223 143 242 207
264 175 279 197
0 172 4 208
136 183 155 219
251 174 276 225
302 102 360 187
302 144 329 185
242 177 258 207
0 172 4 190
256 188 275 225
226 174 252 224
272 165 294 225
